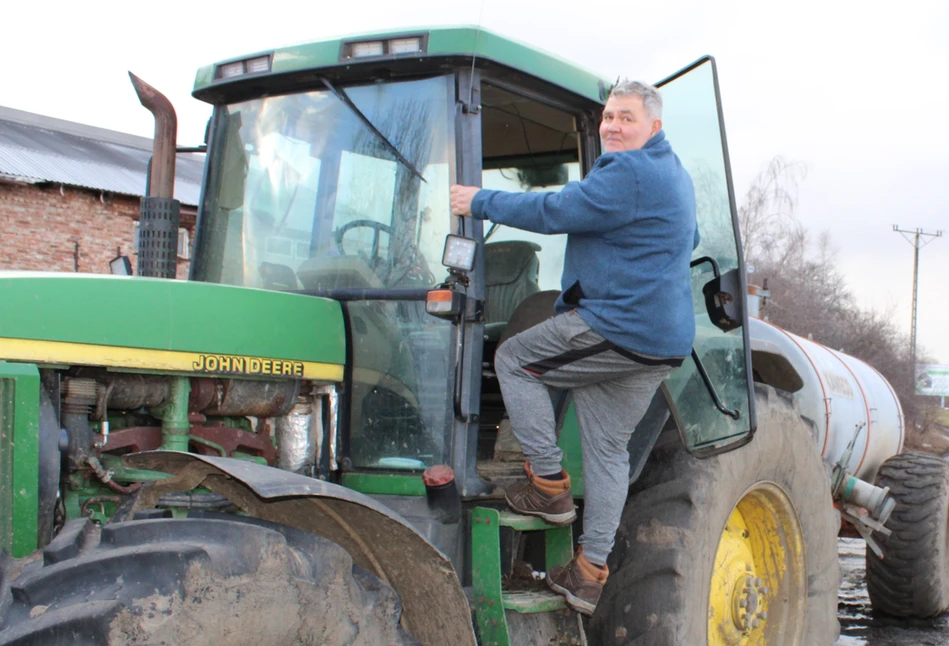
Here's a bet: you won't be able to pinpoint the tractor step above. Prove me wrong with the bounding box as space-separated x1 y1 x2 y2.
502 589 566 614
471 506 576 645
496 510 562 531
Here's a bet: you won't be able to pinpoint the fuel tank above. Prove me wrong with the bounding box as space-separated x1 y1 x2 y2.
749 317 904 482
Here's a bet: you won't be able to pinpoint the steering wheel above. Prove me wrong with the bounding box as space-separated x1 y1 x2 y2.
334 219 394 268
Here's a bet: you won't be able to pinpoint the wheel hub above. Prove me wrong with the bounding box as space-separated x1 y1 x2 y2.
731 570 769 633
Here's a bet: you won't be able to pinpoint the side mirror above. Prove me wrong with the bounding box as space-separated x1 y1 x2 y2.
702 267 743 333
691 256 742 333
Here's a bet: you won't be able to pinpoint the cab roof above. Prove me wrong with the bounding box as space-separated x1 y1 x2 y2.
193 26 611 105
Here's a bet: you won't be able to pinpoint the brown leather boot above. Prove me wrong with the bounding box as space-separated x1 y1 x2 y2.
546 547 608 616
504 461 576 526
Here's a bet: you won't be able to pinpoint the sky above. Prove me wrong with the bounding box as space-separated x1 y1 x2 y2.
3 0 947 363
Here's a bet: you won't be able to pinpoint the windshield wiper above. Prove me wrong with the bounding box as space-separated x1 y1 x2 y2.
321 77 426 183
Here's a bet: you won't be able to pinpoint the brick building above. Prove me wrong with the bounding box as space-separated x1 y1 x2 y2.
0 106 204 279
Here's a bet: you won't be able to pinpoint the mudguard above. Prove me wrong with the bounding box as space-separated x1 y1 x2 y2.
123 451 477 646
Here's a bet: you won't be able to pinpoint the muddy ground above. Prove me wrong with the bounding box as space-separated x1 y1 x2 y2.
837 537 949 645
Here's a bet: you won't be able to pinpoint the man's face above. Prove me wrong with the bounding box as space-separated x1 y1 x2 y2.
599 95 662 153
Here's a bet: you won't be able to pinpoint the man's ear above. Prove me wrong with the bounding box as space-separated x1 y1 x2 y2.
651 118 662 136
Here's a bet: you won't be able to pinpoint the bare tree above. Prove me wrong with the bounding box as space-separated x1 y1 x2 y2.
739 156 928 444
739 156 807 268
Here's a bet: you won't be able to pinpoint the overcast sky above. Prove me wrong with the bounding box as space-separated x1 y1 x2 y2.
3 0 947 363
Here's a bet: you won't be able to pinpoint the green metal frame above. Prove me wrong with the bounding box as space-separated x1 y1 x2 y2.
470 507 573 646
339 473 426 496
0 362 40 557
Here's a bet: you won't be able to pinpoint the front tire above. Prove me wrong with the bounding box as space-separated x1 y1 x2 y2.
0 513 417 645
590 385 840 645
866 452 949 617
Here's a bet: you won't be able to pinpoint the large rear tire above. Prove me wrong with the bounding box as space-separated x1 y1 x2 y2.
0 513 418 645
866 452 949 617
590 385 840 645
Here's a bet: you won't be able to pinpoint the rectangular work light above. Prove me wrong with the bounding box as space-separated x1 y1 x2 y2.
214 54 273 80
442 235 477 273
389 37 422 54
351 41 385 58
340 35 427 61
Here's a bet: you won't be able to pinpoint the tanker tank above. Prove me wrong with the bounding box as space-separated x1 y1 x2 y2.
748 317 904 483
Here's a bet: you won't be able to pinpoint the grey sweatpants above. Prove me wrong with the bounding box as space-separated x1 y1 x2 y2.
495 310 673 565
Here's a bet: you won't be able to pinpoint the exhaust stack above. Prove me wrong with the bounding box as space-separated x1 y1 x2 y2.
130 72 180 278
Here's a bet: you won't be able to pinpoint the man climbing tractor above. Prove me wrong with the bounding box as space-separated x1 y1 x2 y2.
449 80 698 615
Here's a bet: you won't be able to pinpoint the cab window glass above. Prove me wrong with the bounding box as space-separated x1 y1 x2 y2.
657 59 753 450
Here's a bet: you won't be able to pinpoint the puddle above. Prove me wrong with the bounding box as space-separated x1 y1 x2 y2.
837 537 949 645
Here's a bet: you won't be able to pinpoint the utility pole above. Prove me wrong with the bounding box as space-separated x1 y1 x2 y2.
892 226 942 373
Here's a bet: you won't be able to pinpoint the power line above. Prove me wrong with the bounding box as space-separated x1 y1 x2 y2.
892 225 942 373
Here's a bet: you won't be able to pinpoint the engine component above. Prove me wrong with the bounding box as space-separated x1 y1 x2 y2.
70 370 301 418
104 373 170 410
194 378 300 418
61 377 98 467
276 396 322 476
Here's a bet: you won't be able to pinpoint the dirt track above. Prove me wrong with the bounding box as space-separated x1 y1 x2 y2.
837 537 949 645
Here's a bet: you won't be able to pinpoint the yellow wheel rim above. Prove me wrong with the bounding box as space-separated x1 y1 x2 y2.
707 483 807 646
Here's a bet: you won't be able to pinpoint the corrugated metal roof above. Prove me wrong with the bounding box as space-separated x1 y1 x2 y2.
0 109 204 206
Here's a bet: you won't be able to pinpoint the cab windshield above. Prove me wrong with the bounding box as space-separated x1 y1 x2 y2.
192 75 454 292
193 76 456 471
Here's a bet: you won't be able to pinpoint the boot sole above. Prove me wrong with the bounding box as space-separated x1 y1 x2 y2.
547 578 596 616
504 493 577 526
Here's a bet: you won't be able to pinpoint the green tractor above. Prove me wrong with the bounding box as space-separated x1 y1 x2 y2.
0 28 841 645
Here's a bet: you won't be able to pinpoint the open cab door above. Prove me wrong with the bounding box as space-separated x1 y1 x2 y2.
656 57 756 455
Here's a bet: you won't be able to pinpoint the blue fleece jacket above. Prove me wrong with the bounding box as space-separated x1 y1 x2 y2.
470 131 697 358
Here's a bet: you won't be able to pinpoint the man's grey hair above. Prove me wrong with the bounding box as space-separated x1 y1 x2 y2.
610 80 662 120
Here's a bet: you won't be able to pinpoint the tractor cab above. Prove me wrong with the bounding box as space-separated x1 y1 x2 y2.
189 28 755 500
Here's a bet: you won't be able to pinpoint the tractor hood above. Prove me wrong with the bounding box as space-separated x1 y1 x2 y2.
0 273 344 382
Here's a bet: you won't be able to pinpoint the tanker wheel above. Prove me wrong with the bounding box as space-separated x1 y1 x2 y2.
0 512 418 646
866 452 949 617
590 384 840 645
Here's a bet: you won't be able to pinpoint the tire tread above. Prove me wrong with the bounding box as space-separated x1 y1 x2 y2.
866 452 949 617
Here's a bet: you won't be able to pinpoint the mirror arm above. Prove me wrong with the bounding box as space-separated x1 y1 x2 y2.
690 255 721 277
691 349 741 420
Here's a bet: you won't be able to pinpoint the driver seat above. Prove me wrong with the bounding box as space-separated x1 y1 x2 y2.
483 240 542 342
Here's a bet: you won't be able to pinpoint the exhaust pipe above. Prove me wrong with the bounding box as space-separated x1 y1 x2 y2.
129 72 180 278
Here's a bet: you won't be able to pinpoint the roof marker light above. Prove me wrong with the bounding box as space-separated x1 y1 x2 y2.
219 61 245 79
341 34 427 61
389 37 421 54
214 54 272 80
245 56 271 74
351 41 385 58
